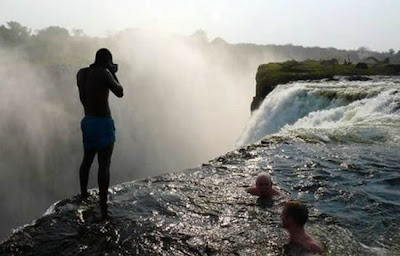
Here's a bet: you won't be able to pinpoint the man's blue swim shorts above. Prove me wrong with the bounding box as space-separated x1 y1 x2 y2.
81 116 115 150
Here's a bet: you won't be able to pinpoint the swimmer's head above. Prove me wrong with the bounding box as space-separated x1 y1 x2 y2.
281 200 309 228
256 173 272 190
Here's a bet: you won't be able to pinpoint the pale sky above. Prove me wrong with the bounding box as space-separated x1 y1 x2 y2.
0 0 399 52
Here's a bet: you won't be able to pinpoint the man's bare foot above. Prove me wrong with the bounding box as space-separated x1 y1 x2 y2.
80 192 89 200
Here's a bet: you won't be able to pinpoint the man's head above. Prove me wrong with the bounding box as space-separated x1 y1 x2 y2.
256 173 272 191
281 200 309 229
94 48 113 66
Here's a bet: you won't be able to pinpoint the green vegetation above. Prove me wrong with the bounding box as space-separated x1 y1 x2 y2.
251 59 400 111
257 59 399 86
1 20 399 112
1 21 400 69
0 21 107 66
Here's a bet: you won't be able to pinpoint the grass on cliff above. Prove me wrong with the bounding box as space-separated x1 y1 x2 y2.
255 60 398 87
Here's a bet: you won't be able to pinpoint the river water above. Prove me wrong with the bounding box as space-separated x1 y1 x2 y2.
1 77 399 255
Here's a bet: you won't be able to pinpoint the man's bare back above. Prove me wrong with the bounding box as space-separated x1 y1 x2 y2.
77 67 123 116
288 230 323 254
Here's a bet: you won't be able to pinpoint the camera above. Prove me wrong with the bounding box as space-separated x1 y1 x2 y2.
108 63 118 73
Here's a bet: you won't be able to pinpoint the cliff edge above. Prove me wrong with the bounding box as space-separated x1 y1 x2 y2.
251 60 400 112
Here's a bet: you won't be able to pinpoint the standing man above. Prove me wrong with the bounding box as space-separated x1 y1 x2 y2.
76 48 124 218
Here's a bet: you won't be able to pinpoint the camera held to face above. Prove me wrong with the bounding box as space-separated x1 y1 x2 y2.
108 63 118 73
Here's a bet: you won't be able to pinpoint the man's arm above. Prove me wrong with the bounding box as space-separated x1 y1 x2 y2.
104 69 124 98
246 186 260 196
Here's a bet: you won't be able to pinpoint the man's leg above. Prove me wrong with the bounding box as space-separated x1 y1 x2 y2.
79 149 96 198
97 143 114 217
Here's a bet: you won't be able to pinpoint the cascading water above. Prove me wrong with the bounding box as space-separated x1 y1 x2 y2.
238 77 400 145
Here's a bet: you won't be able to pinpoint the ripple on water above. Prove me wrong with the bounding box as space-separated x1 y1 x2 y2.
1 140 400 255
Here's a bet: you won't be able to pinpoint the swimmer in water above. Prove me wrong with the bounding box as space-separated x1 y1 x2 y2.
281 200 323 254
246 172 281 199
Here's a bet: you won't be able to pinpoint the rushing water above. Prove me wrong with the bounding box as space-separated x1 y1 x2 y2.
1 77 400 255
238 76 400 146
